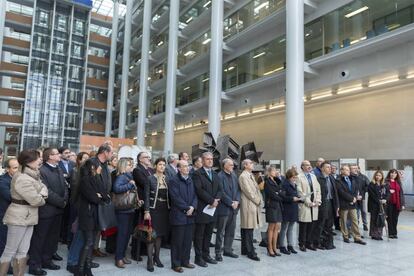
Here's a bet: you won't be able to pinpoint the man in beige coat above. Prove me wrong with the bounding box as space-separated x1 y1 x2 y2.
297 160 321 252
239 159 263 261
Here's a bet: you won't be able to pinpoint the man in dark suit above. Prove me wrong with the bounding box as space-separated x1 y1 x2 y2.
192 152 222 267
0 159 19 259
165 153 179 180
335 164 366 245
169 160 197 273
350 164 369 231
314 162 339 250
28 148 69 275
57 147 75 249
131 151 154 261
215 158 240 261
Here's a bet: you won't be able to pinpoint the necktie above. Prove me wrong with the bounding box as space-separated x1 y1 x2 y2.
326 176 332 199
306 174 312 185
207 170 212 181
345 176 352 191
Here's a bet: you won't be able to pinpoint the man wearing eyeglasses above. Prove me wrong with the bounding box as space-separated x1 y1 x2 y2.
28 148 68 275
131 151 154 261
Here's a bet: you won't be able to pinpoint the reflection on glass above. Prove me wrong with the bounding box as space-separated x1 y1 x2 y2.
178 32 211 67
176 73 209 106
224 0 285 40
179 0 212 30
305 0 414 59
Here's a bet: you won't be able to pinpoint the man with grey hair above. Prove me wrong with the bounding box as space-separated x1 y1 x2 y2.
313 157 325 178
215 158 241 261
239 159 263 261
192 152 222 267
166 153 179 179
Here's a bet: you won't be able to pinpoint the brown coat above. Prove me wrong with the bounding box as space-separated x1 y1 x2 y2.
297 172 321 222
3 167 48 226
239 170 263 229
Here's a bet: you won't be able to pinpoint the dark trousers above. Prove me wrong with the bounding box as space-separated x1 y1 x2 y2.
193 222 214 260
0 220 7 256
298 221 314 247
115 212 133 261
28 215 62 268
387 204 400 236
215 211 237 255
241 228 255 257
312 200 334 247
79 230 95 270
171 224 193 268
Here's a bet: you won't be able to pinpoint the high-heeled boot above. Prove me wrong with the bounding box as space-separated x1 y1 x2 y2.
0 261 11 276
13 257 27 276
146 243 154 272
153 238 163 268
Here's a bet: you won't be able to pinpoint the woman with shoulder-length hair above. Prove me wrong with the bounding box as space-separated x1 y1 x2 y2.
279 168 301 254
385 169 405 239
113 158 137 268
368 170 390 240
143 157 170 272
0 150 48 275
263 166 284 257
76 159 110 276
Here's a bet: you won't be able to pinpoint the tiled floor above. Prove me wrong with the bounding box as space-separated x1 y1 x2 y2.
46 211 414 276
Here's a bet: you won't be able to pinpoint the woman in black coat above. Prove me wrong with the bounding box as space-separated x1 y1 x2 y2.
279 168 301 255
368 170 390 240
76 159 110 276
263 167 284 257
143 158 170 272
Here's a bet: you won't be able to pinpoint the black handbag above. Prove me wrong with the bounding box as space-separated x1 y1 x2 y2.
97 200 117 231
376 204 386 228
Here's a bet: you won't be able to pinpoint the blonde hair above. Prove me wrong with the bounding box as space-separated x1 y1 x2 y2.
371 170 384 185
116 157 131 175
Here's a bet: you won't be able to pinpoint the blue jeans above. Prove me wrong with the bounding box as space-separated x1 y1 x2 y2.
115 212 133 261
67 229 84 266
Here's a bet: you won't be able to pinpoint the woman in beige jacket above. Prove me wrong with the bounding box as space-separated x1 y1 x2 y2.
239 159 263 261
0 150 48 276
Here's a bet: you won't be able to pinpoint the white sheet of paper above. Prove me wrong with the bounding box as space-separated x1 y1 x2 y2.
203 205 216 216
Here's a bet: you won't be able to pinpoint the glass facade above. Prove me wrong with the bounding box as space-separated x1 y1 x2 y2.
22 1 89 150
146 0 414 117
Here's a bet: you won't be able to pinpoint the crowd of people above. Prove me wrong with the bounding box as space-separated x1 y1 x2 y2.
0 146 407 275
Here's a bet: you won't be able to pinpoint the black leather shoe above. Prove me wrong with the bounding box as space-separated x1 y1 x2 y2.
183 263 195 269
280 247 291 255
325 245 336 250
52 253 63 261
343 238 351 243
29 268 47 275
299 245 307 252
317 244 326 250
42 263 60 270
306 244 316 251
195 259 208 267
203 256 217 264
215 254 223 262
354 239 366 245
287 246 298 254
66 265 76 273
223 252 239 258
172 267 184 273
247 255 260 261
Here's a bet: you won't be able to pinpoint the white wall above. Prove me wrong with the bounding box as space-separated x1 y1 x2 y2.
146 83 414 162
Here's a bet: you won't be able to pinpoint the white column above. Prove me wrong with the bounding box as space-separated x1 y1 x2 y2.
163 1 180 154
0 0 6 60
137 0 152 146
285 0 304 168
106 0 119 137
208 0 224 140
118 0 133 138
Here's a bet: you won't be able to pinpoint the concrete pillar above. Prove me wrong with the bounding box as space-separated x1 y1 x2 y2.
106 0 119 137
0 0 6 61
285 0 304 168
137 0 152 146
163 1 180 154
118 0 133 138
207 0 224 140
